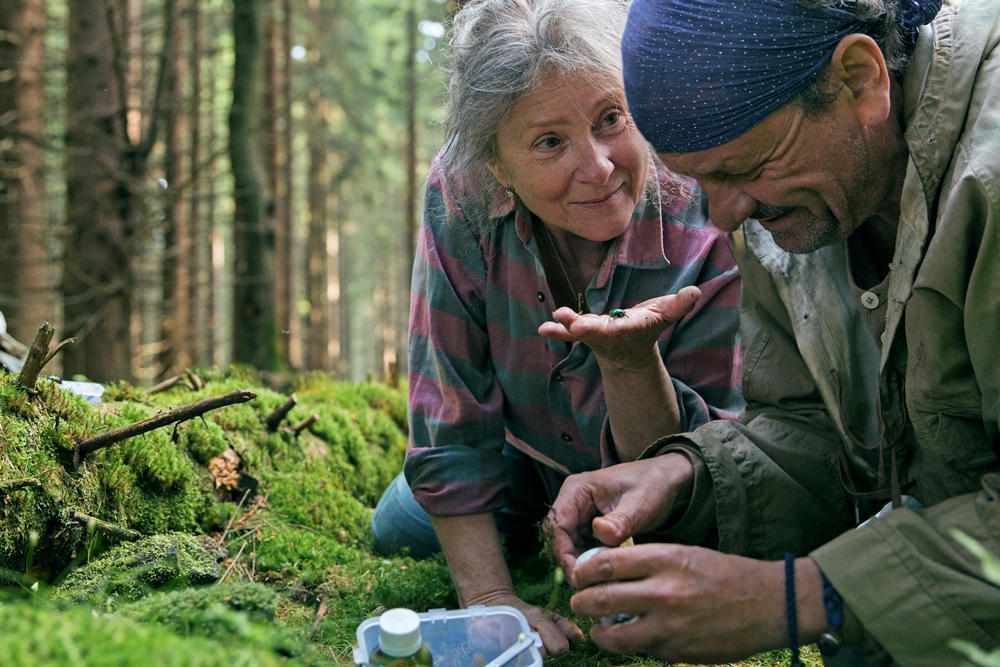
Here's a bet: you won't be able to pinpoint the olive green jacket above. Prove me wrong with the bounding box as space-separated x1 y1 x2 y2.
649 1 1000 664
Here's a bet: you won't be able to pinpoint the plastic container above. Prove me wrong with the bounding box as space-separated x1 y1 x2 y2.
368 608 434 666
354 606 542 667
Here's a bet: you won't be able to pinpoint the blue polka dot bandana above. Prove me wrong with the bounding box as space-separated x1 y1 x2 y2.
623 0 942 153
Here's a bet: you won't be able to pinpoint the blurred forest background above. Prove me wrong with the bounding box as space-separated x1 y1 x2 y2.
0 0 454 386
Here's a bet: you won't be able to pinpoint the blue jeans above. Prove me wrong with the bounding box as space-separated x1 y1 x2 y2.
371 444 563 560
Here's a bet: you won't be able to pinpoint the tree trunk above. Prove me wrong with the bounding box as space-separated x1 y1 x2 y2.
163 0 191 376
229 0 275 370
63 0 131 382
306 92 328 371
402 0 418 378
263 1 286 365
0 0 52 344
282 0 300 369
336 195 350 380
189 0 212 366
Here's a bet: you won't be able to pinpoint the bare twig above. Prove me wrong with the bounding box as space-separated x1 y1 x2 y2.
0 477 43 491
16 323 54 390
74 388 256 465
218 487 253 546
287 414 319 437
310 596 330 636
184 368 205 390
263 393 297 431
144 374 185 395
40 338 77 370
69 510 141 541
217 540 247 585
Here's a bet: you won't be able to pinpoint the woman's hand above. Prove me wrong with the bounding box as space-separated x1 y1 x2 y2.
464 590 584 656
430 513 583 656
538 286 701 372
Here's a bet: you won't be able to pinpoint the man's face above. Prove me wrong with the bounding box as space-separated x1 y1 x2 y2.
657 100 890 254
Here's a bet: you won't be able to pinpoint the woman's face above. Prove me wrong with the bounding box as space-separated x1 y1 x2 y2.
488 72 649 242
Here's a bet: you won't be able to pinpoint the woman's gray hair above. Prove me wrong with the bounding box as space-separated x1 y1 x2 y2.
440 0 632 228
793 0 921 113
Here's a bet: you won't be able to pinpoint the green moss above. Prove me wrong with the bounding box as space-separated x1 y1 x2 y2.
115 582 320 659
0 600 307 667
56 533 222 606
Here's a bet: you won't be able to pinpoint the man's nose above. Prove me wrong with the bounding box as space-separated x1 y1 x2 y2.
704 183 757 232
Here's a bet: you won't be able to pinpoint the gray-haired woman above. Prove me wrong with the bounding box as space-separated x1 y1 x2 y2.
370 0 744 654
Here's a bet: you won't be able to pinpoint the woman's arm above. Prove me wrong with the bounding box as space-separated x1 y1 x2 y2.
539 286 700 460
431 512 584 655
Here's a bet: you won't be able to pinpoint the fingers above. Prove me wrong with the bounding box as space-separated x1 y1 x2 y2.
591 513 631 549
640 285 702 323
519 605 582 656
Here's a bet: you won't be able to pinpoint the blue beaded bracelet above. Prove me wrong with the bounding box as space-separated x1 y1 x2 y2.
785 553 804 667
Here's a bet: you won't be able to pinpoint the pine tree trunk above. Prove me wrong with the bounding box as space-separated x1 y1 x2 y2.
306 92 328 371
189 0 212 366
230 0 275 370
0 0 53 344
282 0 299 369
63 0 132 382
163 0 191 376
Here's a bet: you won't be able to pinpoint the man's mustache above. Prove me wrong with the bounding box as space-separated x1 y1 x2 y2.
752 202 795 220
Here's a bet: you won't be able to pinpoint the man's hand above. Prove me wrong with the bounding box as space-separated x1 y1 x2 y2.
545 453 694 571
570 545 828 664
538 286 701 373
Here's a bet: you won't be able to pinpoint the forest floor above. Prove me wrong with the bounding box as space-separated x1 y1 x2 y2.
0 367 821 667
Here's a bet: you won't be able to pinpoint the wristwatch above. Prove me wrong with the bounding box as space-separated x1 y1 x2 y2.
818 571 844 657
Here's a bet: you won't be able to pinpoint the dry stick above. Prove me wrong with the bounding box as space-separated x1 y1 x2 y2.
287 414 319 437
144 373 186 395
185 368 205 390
40 337 77 370
217 540 248 584
310 597 330 636
16 322 54 390
0 477 43 491
263 393 297 431
74 389 257 466
218 487 253 546
69 510 141 541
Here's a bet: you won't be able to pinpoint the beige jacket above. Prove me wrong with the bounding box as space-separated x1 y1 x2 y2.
648 0 1000 664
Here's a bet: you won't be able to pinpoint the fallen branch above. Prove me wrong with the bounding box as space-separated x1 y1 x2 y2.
144 373 185 395
74 388 257 465
310 596 330 636
287 414 319 437
16 323 54 390
263 393 297 431
0 477 43 492
69 510 141 541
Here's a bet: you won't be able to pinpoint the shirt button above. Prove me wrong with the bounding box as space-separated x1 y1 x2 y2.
561 433 573 442
537 292 545 302
860 291 880 309
553 373 564 383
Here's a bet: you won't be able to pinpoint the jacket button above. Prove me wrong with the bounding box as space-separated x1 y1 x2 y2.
553 373 564 383
561 433 572 442
537 292 546 302
860 291 880 309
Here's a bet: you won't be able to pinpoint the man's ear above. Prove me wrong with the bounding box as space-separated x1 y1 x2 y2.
830 34 892 127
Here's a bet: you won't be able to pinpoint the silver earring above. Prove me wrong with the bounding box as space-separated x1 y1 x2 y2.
504 187 514 198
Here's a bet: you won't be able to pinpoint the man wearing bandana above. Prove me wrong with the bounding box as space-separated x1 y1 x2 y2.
546 1 1000 665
